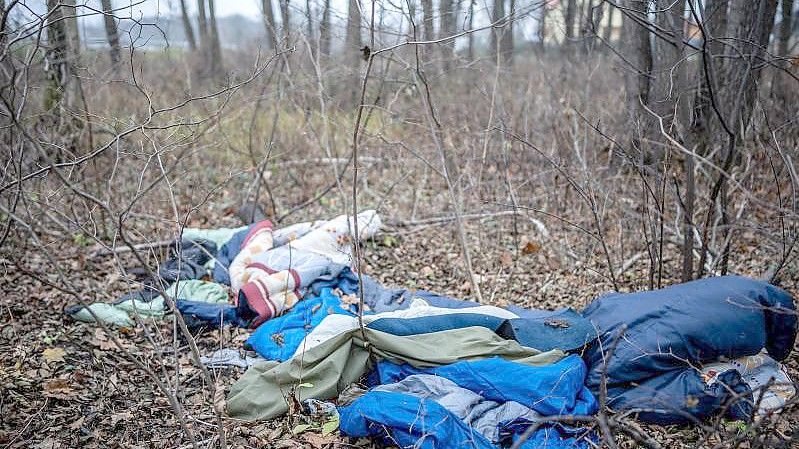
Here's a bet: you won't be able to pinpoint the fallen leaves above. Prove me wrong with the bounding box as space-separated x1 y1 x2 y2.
42 378 76 399
522 240 542 255
42 348 67 364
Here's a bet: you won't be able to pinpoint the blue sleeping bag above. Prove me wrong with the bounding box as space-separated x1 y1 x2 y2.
581 275 797 424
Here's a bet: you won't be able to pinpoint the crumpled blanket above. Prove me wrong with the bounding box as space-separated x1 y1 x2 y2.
340 356 597 449
226 319 566 421
67 280 229 327
229 210 381 327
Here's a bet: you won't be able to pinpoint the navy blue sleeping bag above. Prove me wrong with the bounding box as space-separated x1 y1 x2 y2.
581 275 797 424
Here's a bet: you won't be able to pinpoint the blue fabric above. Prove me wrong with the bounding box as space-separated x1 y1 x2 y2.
497 310 596 352
581 275 796 424
375 356 598 417
367 313 506 336
245 288 355 361
176 300 246 327
367 311 595 353
605 368 753 424
341 356 597 449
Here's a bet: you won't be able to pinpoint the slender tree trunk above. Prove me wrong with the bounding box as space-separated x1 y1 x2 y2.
262 0 278 50
63 0 80 57
196 0 209 67
346 0 362 103
467 0 475 60
564 0 577 45
421 0 434 41
620 0 652 157
602 4 615 43
439 0 455 69
306 0 314 55
583 0 603 51
279 0 291 40
505 0 514 64
45 0 69 110
100 0 121 68
722 0 779 137
319 0 331 57
536 3 547 51
778 0 794 58
491 0 505 62
179 0 197 51
207 0 223 77
648 0 688 149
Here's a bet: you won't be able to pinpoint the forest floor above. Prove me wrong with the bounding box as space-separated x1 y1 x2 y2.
1 212 798 449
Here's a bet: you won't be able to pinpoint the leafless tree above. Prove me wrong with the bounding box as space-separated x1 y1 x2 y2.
196 0 209 58
467 0 476 60
564 0 577 45
178 0 197 51
491 0 512 63
44 0 77 111
602 3 615 43
100 0 121 68
207 0 223 77
319 0 331 57
778 0 795 58
421 0 434 41
439 0 456 69
278 0 291 41
262 0 278 50
619 0 651 152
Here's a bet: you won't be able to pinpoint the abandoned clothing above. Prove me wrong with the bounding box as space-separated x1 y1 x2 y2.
702 351 796 416
340 356 596 449
229 211 381 327
226 325 565 421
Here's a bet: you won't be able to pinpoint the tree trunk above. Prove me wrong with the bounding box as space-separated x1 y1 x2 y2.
721 0 779 137
207 0 223 77
439 0 455 69
467 0 475 60
583 0 603 51
602 3 615 43
778 0 794 57
45 0 69 110
346 0 362 93
196 0 209 66
306 0 314 55
100 0 121 68
505 0 514 64
279 0 291 40
648 0 688 148
179 0 197 51
421 0 434 41
536 3 547 51
45 0 78 111
262 0 278 50
620 0 652 155
491 0 506 62
319 0 331 57
564 0 577 44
